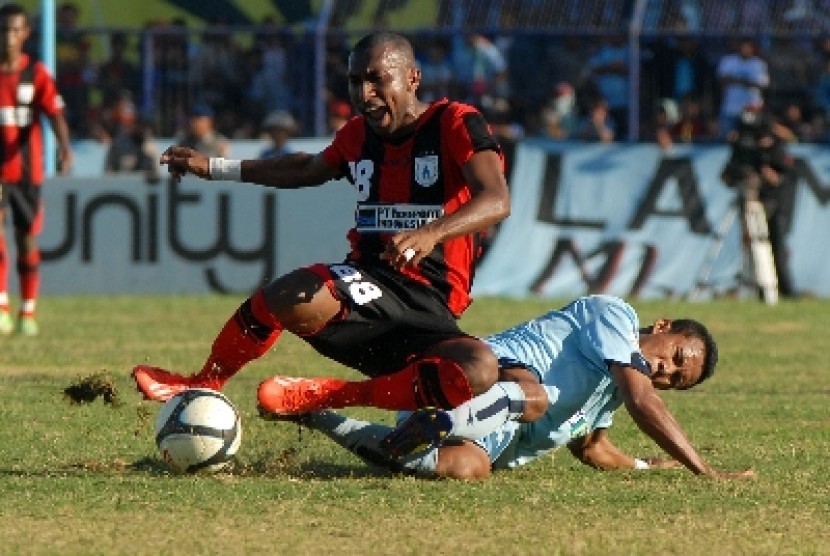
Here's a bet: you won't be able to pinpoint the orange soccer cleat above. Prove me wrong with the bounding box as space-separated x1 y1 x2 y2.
131 364 221 402
257 375 347 416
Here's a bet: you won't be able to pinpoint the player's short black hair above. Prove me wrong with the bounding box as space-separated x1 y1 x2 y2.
668 318 718 388
0 3 28 22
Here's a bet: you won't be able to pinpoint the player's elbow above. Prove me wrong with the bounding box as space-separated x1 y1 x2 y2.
569 444 610 470
493 189 511 222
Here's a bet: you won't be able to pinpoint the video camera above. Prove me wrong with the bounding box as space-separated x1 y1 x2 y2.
722 104 787 188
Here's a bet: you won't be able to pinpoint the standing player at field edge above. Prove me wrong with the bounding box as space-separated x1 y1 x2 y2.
0 3 73 336
133 32 511 415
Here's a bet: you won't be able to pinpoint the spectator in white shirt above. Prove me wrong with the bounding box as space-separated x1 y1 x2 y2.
716 37 769 138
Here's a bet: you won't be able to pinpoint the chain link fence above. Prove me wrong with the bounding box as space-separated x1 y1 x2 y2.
33 0 830 142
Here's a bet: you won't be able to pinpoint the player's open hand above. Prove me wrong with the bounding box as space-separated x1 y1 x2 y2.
160 146 211 183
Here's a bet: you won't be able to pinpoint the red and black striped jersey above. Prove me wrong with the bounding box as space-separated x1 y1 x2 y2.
321 98 503 316
0 54 65 185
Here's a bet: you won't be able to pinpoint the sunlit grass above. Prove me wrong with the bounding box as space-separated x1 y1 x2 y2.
0 294 828 554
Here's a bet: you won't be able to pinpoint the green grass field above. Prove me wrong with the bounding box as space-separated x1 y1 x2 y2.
0 294 828 555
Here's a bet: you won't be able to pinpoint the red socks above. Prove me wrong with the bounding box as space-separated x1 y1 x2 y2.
203 289 475 412
195 290 283 386
307 357 474 411
18 249 40 310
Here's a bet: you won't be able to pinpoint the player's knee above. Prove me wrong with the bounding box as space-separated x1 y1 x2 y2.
463 343 499 395
412 357 473 409
500 366 548 422
262 270 341 334
435 442 491 480
428 337 499 395
520 382 549 422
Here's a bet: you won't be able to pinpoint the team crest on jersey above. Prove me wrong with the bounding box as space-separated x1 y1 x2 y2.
414 155 439 187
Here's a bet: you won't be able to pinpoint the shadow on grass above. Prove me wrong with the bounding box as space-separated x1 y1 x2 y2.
0 457 394 480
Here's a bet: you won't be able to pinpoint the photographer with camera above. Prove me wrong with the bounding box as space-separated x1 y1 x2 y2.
720 102 798 299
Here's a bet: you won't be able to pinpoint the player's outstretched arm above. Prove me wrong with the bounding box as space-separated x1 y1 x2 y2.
567 429 679 471
159 147 339 188
610 364 756 479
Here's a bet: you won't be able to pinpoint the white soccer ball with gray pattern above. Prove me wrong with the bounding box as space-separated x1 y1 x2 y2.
154 388 242 473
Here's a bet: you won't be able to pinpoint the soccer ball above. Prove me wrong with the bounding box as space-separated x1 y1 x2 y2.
154 388 242 473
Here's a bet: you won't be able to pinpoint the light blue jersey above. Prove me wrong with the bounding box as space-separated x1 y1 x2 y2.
477 295 650 469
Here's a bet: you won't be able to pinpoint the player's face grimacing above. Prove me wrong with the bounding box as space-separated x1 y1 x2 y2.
348 44 421 139
639 330 705 391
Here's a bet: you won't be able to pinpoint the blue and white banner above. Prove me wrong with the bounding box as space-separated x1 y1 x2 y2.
22 139 830 298
474 141 830 299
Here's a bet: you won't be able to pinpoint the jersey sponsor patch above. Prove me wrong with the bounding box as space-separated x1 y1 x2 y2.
563 410 589 439
355 203 444 232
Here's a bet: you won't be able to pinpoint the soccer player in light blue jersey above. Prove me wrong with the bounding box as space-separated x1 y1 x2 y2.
273 295 755 480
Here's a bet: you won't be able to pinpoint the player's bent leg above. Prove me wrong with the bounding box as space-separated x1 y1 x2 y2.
500 366 550 422
257 375 353 415
261 267 343 335
257 354 478 415
382 369 548 458
194 290 284 384
434 441 491 480
132 290 283 402
424 336 499 396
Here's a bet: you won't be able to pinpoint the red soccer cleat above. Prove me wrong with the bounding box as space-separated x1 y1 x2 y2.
257 375 345 415
131 364 221 402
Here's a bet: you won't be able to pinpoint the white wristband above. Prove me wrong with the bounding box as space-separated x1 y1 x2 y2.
209 157 242 181
634 458 650 470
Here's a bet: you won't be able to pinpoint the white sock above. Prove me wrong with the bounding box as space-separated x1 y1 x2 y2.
303 411 438 476
444 381 527 440
20 299 36 314
0 292 8 309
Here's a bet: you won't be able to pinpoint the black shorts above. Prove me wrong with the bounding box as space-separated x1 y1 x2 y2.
0 182 43 234
302 261 469 377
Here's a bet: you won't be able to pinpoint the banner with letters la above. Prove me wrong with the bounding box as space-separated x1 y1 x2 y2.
473 141 830 300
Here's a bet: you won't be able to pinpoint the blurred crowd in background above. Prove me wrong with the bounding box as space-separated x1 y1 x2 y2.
23 0 830 158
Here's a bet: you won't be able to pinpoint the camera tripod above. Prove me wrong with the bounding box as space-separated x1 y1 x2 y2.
689 179 779 305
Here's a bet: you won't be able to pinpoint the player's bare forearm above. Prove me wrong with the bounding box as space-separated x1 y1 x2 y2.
624 392 713 474
48 114 73 173
569 429 654 471
239 153 338 189
420 187 509 243
424 149 510 242
611 364 714 475
568 431 633 470
160 147 338 188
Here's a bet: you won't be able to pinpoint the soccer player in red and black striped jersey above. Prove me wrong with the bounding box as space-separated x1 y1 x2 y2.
0 4 73 336
135 32 510 416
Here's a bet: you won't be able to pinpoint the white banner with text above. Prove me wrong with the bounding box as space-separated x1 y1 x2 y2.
22 139 830 298
474 141 830 299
